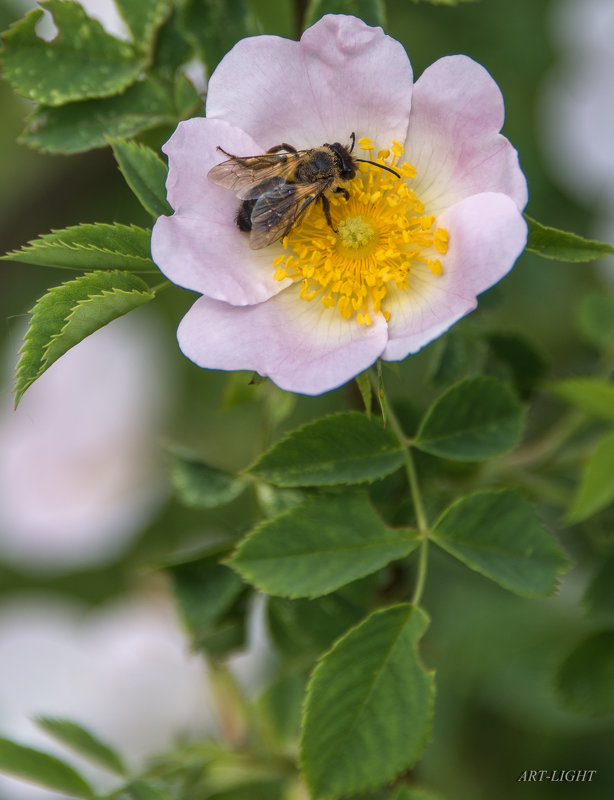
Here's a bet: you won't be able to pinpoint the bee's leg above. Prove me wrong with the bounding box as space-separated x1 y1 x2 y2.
333 186 350 202
320 194 338 233
266 143 298 154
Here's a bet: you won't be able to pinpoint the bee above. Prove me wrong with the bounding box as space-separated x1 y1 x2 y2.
207 132 401 249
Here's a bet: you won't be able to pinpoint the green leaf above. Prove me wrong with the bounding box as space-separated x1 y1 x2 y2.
2 223 157 272
117 780 174 800
16 270 154 405
568 431 614 523
432 490 569 597
427 330 486 387
171 453 248 509
228 492 418 598
576 292 614 351
0 1 142 106
35 717 126 776
485 332 548 399
108 138 172 219
170 557 245 650
525 216 614 262
178 0 256 71
114 0 170 55
0 737 94 798
390 788 444 800
355 370 373 418
548 378 614 422
555 631 614 716
268 588 370 664
584 553 614 624
300 604 434 799
248 412 404 487
20 79 176 155
414 377 523 460
258 672 306 745
304 0 386 28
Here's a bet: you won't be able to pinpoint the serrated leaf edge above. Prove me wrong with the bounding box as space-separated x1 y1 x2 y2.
299 604 435 800
246 410 404 487
430 488 571 597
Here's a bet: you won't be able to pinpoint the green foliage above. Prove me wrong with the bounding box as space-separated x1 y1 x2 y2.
300 604 434 798
432 490 569 596
248 412 404 486
525 216 614 261
414 376 523 460
555 631 614 716
35 717 126 776
2 223 157 272
268 584 372 664
390 788 445 800
178 0 257 71
108 138 173 218
567 431 614 523
258 672 306 746
584 554 614 624
576 292 614 351
116 781 174 800
15 270 155 405
548 378 614 422
0 737 94 798
485 332 548 399
169 550 245 654
19 79 177 154
0 1 143 105
304 0 387 28
228 492 418 598
114 0 171 54
427 330 486 387
171 452 248 508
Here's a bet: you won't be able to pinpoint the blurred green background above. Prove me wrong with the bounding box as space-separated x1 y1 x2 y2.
1 1 613 799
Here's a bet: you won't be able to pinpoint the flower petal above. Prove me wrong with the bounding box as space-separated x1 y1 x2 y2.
382 192 528 360
205 14 412 150
177 286 389 395
151 118 289 304
405 55 528 215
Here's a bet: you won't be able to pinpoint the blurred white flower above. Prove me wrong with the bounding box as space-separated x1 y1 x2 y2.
0 592 214 800
0 312 171 574
540 0 614 279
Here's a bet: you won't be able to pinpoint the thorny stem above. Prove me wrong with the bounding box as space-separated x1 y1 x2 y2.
368 368 430 606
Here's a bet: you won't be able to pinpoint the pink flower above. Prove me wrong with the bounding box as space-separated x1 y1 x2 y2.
152 14 528 395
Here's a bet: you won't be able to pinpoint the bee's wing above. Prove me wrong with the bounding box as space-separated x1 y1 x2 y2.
208 153 299 200
249 181 328 250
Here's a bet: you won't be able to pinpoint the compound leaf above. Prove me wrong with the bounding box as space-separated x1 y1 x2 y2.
108 138 172 218
0 738 94 798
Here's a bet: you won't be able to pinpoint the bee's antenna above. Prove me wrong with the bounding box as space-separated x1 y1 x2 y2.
349 132 356 153
355 158 401 179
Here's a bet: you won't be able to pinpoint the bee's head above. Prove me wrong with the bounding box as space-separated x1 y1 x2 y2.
328 142 357 180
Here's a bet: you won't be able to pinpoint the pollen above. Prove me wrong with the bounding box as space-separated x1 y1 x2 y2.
273 139 449 325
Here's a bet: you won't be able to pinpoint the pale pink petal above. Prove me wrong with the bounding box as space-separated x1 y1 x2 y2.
177 286 388 395
382 192 527 360
151 118 289 304
405 56 528 215
206 15 412 150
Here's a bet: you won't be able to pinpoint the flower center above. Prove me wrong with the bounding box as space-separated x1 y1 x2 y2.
272 138 449 325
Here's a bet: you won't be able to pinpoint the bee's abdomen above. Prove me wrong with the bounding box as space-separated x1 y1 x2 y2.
236 199 256 232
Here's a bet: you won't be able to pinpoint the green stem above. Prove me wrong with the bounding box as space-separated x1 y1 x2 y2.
150 279 171 294
371 368 430 606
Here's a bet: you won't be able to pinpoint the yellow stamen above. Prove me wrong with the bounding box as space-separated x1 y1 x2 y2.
272 137 449 325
